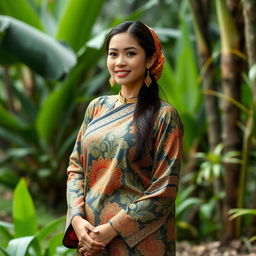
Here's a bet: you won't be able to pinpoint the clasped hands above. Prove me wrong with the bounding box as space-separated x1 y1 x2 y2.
72 216 118 256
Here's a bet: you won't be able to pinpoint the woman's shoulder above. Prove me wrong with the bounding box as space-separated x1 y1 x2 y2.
158 99 180 116
86 95 118 109
89 95 118 106
155 99 183 131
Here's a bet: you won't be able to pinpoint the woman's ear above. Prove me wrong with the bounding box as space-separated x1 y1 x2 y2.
146 53 156 69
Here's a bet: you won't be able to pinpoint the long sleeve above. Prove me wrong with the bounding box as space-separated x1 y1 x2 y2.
63 100 96 248
109 106 183 248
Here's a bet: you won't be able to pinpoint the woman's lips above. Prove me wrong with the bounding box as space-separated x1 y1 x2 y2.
115 70 130 78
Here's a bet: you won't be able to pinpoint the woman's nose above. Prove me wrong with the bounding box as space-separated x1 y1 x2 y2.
116 55 126 66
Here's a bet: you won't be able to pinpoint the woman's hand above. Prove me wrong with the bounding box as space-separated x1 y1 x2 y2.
80 223 118 256
89 223 118 245
71 216 105 254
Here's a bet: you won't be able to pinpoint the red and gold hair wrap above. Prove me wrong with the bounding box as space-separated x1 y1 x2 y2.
146 25 165 81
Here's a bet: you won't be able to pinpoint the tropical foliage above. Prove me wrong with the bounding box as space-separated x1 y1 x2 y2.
0 179 71 256
1 0 256 254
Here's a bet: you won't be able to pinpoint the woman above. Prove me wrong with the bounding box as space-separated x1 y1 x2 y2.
63 21 183 256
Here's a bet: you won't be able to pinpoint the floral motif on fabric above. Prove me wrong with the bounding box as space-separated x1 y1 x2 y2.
63 96 183 256
100 202 122 224
88 157 122 196
108 237 129 256
137 235 165 256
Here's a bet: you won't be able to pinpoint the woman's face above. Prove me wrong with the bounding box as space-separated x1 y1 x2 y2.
107 32 151 90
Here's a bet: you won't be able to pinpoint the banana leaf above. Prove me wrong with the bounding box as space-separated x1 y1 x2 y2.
0 15 76 80
56 0 105 52
0 0 44 30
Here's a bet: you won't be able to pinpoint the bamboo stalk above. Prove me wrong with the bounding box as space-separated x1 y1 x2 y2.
189 0 224 232
215 0 244 241
241 0 256 236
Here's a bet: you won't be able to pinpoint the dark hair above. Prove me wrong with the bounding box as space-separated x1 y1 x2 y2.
106 21 161 161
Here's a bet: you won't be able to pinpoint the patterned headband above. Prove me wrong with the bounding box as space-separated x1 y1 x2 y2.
146 25 165 81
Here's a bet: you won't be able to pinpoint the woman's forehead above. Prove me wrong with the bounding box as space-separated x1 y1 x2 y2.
108 32 140 49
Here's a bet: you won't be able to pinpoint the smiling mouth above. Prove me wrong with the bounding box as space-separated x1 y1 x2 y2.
115 71 130 77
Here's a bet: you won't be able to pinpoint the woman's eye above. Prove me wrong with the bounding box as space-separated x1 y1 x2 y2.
127 51 136 56
109 52 117 57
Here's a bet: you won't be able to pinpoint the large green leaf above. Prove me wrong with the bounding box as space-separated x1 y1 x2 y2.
56 0 105 52
0 220 14 242
0 15 77 80
44 232 64 256
36 81 73 144
0 105 36 143
0 105 29 133
0 0 44 30
13 179 38 237
0 246 10 256
175 18 201 115
158 59 182 109
35 216 65 242
6 236 41 256
36 46 103 144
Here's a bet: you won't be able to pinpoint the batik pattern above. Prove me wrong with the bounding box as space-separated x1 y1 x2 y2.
63 95 183 256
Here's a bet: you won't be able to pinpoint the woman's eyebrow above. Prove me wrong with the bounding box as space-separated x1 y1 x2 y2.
108 46 138 51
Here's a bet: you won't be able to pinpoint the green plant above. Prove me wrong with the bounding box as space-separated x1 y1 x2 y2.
229 208 256 242
158 3 203 157
195 143 241 184
0 0 160 208
176 174 202 239
0 178 73 256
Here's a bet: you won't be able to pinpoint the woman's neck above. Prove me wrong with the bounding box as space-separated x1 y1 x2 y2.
120 85 142 98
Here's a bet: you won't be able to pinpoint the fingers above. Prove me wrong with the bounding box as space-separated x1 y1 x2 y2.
85 222 99 234
78 232 105 254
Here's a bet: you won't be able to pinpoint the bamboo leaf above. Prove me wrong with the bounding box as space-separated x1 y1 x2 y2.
13 179 38 237
229 208 256 220
176 198 202 218
56 0 105 52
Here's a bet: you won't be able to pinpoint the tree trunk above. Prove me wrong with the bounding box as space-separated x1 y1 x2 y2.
190 0 222 151
189 0 224 229
223 1 244 241
221 53 242 241
241 0 256 237
216 0 244 241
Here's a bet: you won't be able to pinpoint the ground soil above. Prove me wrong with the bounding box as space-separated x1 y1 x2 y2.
177 240 256 256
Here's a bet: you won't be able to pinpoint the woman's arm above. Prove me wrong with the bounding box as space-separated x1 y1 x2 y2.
108 106 183 248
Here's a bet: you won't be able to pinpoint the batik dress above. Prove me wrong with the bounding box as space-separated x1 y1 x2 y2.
63 95 183 256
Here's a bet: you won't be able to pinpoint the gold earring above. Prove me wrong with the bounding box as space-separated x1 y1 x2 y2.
145 68 152 87
109 77 115 87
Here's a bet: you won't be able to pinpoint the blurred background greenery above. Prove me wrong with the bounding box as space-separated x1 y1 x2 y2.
0 0 256 255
